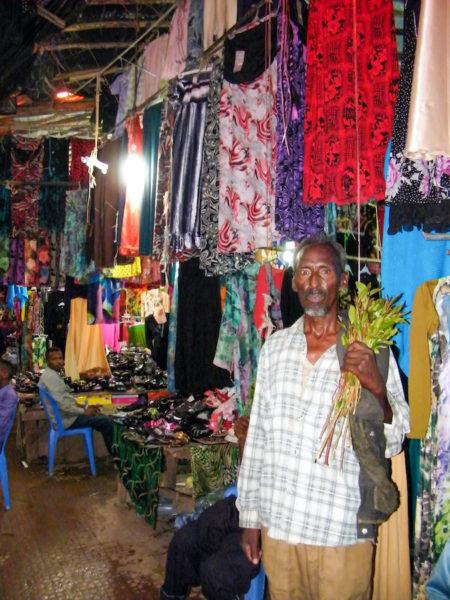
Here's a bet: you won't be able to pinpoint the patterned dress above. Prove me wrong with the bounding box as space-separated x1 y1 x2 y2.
413 278 450 599
199 60 254 276
275 1 324 241
303 0 399 205
218 61 278 252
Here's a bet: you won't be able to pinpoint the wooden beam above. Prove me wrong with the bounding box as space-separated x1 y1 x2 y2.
36 5 66 29
86 0 174 4
0 99 95 119
54 66 123 82
63 19 169 32
36 41 132 52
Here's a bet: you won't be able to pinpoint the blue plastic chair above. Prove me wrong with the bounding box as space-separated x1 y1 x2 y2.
38 387 96 477
223 485 266 600
0 407 18 510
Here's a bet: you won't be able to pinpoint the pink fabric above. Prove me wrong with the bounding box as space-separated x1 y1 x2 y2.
161 0 189 80
138 34 170 104
101 323 121 352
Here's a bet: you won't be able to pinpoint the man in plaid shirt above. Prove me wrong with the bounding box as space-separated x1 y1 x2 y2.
237 237 409 600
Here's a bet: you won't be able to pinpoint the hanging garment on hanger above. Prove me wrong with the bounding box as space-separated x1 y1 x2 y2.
48 231 63 290
65 297 110 381
303 0 399 205
372 451 411 600
185 0 203 69
386 0 450 234
408 279 440 437
69 138 94 186
405 0 450 160
170 78 209 252
136 34 169 105
161 0 189 80
60 188 94 279
87 136 124 269
119 115 144 257
254 262 284 339
5 237 25 286
39 137 68 234
10 135 43 235
275 1 324 241
175 258 231 395
199 59 254 277
218 60 278 252
413 277 450 598
153 88 177 264
214 262 261 413
203 0 237 50
139 104 162 256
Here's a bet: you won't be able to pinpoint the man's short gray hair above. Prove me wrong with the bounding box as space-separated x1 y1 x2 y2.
293 236 347 276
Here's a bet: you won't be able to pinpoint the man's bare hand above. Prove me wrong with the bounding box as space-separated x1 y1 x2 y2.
84 405 100 416
241 528 262 565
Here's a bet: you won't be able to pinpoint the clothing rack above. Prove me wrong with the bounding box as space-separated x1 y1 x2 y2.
100 0 272 139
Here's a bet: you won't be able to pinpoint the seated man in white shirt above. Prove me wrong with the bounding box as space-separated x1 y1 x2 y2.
237 236 410 600
39 347 114 454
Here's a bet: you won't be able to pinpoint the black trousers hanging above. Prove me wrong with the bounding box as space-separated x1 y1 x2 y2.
160 496 259 600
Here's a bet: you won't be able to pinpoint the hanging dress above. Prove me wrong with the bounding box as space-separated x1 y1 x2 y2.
218 20 279 253
386 0 450 234
275 0 324 240
413 277 450 598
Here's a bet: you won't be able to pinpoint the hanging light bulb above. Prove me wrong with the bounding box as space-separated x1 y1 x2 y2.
121 144 146 206
282 240 296 266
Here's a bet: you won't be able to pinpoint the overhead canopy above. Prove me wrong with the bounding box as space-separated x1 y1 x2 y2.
0 0 175 137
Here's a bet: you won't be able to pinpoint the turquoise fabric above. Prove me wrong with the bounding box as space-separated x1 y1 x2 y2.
140 103 162 255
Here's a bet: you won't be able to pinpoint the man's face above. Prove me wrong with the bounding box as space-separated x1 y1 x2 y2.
47 351 64 372
293 244 346 317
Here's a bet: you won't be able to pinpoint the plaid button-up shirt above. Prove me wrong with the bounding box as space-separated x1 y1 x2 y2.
237 317 410 546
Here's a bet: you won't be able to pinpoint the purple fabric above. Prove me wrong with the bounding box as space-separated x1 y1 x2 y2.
0 384 18 446
4 237 25 285
275 13 324 242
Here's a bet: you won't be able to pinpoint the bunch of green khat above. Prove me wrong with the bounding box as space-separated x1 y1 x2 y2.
316 282 407 468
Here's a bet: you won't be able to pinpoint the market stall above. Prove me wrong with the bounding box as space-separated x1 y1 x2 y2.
0 0 449 597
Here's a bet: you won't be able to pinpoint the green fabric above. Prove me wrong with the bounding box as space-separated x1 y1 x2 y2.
190 444 239 499
140 103 162 255
128 323 147 348
112 424 162 528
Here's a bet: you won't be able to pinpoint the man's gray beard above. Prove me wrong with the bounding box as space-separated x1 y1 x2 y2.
304 307 328 317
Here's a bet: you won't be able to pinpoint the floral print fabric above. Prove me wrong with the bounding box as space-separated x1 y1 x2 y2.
218 61 279 253
11 135 44 235
199 60 254 277
214 262 260 413
386 0 450 234
303 0 399 205
60 189 92 279
413 278 450 599
153 90 176 264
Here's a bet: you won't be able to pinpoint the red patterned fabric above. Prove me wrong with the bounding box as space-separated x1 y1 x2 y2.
303 0 399 205
11 136 44 235
69 138 95 185
119 116 144 257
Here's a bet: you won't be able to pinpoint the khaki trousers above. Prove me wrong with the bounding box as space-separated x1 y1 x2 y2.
261 529 374 600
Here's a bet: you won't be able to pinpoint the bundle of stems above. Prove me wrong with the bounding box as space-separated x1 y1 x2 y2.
316 282 407 468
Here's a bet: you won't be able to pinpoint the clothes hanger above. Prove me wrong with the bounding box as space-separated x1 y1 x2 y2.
228 5 277 39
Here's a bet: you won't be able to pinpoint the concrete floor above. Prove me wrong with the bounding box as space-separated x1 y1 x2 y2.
0 437 203 600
